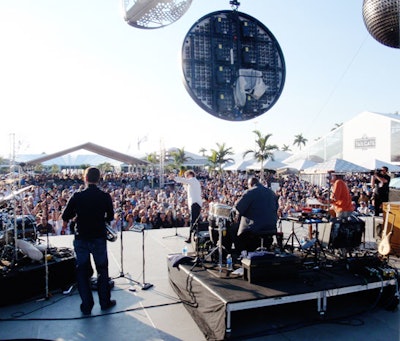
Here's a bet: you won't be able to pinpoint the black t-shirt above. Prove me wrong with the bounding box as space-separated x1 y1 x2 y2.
62 184 114 240
377 173 391 198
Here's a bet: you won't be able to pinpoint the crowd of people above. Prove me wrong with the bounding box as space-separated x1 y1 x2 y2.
1 166 394 316
0 167 391 238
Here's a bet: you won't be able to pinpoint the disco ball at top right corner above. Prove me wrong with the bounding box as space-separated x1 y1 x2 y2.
362 0 400 48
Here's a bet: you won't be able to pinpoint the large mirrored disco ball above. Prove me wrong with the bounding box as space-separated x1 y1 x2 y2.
123 0 193 29
362 0 400 48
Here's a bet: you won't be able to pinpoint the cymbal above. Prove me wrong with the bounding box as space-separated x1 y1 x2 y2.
0 185 34 203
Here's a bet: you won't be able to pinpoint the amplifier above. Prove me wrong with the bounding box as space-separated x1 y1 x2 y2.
241 251 301 284
329 216 365 249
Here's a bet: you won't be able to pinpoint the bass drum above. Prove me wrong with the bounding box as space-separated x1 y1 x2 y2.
1 215 37 244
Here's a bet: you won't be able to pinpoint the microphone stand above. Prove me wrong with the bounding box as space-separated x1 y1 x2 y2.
163 223 186 239
113 206 139 289
113 202 152 291
131 225 153 290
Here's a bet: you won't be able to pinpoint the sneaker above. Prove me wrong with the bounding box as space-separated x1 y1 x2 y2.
101 299 116 311
184 238 191 244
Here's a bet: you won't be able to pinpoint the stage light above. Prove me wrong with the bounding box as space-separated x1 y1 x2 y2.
122 0 193 29
362 0 400 48
181 10 286 121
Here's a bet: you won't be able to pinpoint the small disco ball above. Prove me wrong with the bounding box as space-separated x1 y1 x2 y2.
362 0 400 48
123 0 193 29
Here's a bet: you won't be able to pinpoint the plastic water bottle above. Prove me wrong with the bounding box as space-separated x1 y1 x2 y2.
302 238 316 250
226 254 233 271
182 245 188 256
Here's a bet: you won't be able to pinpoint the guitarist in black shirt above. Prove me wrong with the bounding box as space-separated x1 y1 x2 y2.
62 167 116 315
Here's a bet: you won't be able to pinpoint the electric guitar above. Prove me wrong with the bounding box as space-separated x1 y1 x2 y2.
378 203 394 256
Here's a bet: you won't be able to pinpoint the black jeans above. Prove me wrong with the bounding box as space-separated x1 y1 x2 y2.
190 203 201 231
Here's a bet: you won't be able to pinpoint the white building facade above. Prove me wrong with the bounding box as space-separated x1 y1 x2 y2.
285 111 400 168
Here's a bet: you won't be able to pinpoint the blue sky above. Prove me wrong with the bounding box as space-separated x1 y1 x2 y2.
1 0 399 159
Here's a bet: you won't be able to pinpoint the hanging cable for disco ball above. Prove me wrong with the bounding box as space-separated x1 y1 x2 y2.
181 6 286 121
362 0 400 49
122 0 193 29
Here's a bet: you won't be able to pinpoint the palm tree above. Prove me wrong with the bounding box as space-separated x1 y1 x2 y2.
243 130 278 180
281 144 291 152
169 147 191 170
206 150 219 172
210 142 234 172
198 147 207 157
98 162 114 173
293 133 308 150
146 152 158 164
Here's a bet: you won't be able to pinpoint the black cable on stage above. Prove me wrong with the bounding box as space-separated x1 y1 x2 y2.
0 301 183 322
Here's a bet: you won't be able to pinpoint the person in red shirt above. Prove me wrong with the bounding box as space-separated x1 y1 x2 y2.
329 172 354 219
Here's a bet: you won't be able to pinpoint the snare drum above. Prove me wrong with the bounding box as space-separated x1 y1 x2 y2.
212 204 232 220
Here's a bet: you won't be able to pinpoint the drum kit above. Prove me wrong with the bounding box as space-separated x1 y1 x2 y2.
204 203 234 271
0 186 45 268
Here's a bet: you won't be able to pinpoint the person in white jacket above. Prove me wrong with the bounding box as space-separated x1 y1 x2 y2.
173 170 203 243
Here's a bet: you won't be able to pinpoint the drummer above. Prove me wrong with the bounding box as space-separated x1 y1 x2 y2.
233 177 279 253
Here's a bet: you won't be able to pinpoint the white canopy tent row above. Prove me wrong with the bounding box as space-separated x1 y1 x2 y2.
300 158 370 187
390 178 400 189
245 158 287 171
360 159 400 173
277 158 318 172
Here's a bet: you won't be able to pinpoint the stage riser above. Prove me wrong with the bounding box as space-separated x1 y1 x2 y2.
168 253 399 340
167 258 226 341
0 256 76 306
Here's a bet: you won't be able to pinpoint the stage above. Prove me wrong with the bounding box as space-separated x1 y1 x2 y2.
168 251 398 340
0 219 399 341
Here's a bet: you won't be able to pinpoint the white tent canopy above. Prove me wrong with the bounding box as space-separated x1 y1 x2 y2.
223 151 290 171
222 153 254 171
246 159 287 171
223 159 253 171
301 158 369 187
279 158 317 172
360 159 400 173
389 177 400 189
302 158 369 174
